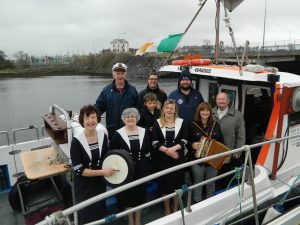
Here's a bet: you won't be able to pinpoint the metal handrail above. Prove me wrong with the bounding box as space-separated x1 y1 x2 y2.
37 133 300 225
0 131 10 146
12 125 39 144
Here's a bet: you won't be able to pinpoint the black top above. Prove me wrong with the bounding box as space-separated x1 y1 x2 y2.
70 135 108 225
188 121 224 161
151 118 187 195
111 127 151 209
138 85 167 110
138 107 161 132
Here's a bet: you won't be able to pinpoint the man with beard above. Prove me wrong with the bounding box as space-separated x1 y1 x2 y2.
168 69 204 125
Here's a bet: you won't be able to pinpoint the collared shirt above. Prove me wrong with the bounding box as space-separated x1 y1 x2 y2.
217 107 229 120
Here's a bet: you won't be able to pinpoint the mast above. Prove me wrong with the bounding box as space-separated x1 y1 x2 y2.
214 0 221 65
162 0 208 67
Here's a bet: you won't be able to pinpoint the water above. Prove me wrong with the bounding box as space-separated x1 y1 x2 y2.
0 75 177 144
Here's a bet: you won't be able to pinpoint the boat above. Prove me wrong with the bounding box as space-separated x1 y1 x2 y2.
1 0 300 225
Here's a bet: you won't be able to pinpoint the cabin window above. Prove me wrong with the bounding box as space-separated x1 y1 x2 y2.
208 83 218 108
244 87 272 144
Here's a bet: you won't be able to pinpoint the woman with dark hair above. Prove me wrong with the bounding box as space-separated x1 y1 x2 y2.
70 104 117 225
189 102 224 202
111 107 151 225
151 99 187 215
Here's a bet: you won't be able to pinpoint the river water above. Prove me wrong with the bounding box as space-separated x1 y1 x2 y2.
0 75 177 144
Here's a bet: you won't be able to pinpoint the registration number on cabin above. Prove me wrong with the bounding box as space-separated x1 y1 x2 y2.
194 68 212 74
289 125 300 147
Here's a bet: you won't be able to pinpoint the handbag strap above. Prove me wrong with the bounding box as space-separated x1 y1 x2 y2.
193 121 216 140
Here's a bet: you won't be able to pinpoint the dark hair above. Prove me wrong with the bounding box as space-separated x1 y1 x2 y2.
147 71 159 79
143 92 157 103
79 105 101 127
194 102 213 124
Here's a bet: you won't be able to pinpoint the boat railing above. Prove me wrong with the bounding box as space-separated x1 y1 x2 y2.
12 125 40 144
36 133 300 225
0 131 10 146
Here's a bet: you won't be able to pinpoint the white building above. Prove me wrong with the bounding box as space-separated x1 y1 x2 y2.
110 39 129 53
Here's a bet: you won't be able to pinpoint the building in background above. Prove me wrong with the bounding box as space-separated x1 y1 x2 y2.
110 39 129 53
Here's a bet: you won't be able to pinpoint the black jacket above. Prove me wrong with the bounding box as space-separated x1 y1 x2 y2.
138 85 167 110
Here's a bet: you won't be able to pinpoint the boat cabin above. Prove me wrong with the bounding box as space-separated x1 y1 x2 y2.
160 63 300 178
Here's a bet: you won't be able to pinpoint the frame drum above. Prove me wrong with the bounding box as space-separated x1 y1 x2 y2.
102 149 135 187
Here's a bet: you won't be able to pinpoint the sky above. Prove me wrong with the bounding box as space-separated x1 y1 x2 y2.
0 0 299 59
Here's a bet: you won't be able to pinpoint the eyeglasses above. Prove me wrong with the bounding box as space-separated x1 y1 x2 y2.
124 115 136 119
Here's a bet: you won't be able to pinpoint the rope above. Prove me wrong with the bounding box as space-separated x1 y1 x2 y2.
104 214 117 223
45 211 71 225
226 167 243 225
175 184 190 225
275 174 300 212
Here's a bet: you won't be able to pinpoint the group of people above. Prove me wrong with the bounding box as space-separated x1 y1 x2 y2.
70 62 245 225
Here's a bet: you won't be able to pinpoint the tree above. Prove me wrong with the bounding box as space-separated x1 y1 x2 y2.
0 50 13 69
13 51 30 66
203 39 214 54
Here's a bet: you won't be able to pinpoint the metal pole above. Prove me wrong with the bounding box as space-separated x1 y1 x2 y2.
185 190 192 213
244 145 259 225
214 0 221 64
162 0 208 66
262 0 267 50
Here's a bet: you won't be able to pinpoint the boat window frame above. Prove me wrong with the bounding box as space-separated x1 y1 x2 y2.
219 85 239 110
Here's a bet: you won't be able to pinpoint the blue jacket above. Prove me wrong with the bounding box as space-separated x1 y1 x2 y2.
168 88 204 125
96 80 138 138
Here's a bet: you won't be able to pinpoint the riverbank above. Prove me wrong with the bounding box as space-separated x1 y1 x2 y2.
0 54 167 78
0 66 111 78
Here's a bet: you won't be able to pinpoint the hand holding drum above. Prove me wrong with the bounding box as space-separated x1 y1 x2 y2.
101 149 135 187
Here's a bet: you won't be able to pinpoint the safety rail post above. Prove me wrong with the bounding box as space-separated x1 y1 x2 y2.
244 145 259 225
0 131 10 146
12 125 39 144
240 150 249 198
185 189 192 213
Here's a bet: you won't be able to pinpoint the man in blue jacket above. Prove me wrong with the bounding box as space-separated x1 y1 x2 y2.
168 69 204 125
96 63 138 139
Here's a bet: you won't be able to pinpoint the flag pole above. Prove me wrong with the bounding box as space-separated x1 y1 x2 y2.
162 0 208 67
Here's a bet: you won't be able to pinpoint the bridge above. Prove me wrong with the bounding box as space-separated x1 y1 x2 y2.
211 39 300 74
176 41 300 74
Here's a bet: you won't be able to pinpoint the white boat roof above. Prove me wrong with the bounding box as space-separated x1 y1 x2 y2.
160 64 300 86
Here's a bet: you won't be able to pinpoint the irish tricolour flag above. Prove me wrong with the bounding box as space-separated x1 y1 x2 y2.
136 33 184 55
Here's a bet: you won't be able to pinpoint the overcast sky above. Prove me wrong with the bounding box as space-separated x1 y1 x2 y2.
0 0 299 59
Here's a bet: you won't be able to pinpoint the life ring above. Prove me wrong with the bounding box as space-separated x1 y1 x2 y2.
172 59 212 66
101 149 135 188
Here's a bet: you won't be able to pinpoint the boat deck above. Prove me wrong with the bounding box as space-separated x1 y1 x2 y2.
0 191 25 225
0 190 165 225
